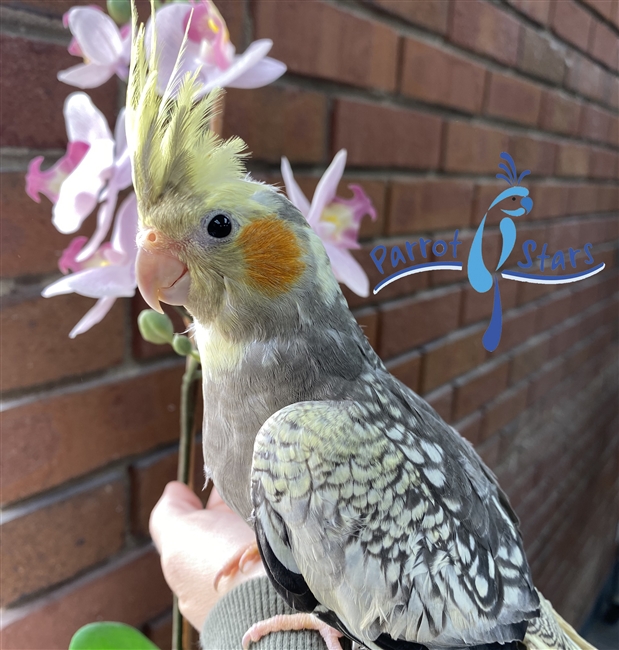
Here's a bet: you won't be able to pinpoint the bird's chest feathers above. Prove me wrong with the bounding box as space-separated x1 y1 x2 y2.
194 322 244 378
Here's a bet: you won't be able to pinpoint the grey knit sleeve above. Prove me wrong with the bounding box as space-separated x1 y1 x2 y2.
200 576 351 650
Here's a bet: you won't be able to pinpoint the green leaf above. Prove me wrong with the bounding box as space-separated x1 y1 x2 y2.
138 309 174 345
172 333 194 357
106 0 132 24
69 622 160 650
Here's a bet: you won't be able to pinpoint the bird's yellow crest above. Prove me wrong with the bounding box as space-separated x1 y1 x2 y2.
126 2 253 217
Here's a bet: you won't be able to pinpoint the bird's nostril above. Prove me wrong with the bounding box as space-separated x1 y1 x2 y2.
147 232 157 243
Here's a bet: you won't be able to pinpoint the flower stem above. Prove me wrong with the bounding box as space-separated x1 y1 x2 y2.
172 353 200 650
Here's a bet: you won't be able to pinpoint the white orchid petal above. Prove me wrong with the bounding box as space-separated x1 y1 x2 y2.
281 157 310 217
114 109 127 158
69 296 117 338
323 243 369 297
58 62 115 89
53 139 114 234
307 150 348 228
75 179 119 262
68 7 122 65
152 4 200 94
64 92 113 144
43 265 135 299
111 193 138 259
228 56 286 89
194 39 276 97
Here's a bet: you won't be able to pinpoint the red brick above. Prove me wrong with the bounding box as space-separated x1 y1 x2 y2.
371 0 449 33
510 335 551 383
443 122 510 173
341 244 429 310
144 611 174 650
1 365 184 504
453 360 510 419
471 181 505 226
1 478 125 607
0 35 117 148
425 384 454 421
555 142 591 177
0 548 171 650
334 99 442 169
254 0 399 92
355 308 380 351
567 184 601 215
421 325 488 393
400 39 486 114
581 0 615 21
449 0 521 66
538 91 582 136
0 173 95 278
388 180 474 235
386 351 421 393
529 182 570 219
130 443 205 538
455 411 484 446
508 0 552 24
485 73 543 126
1 294 125 392
6 0 107 15
528 358 565 404
549 317 582 356
496 304 538 351
589 19 619 70
589 148 619 179
517 278 556 304
462 280 518 325
482 383 529 439
580 104 613 143
552 0 593 51
565 51 604 102
223 86 327 164
379 286 462 358
518 26 566 84
546 219 582 250
509 135 557 176
535 291 573 331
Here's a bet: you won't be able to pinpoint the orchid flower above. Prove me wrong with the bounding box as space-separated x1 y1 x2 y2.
58 6 131 89
152 1 286 97
281 150 377 297
27 92 132 264
42 193 139 338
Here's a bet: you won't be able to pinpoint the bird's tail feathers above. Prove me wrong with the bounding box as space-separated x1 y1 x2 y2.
524 590 596 650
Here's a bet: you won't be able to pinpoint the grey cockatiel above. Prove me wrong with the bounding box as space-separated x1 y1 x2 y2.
127 12 595 650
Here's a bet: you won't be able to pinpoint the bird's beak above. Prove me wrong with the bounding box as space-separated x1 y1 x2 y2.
135 229 190 313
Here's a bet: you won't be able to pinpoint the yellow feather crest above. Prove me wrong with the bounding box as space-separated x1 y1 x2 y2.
126 2 251 216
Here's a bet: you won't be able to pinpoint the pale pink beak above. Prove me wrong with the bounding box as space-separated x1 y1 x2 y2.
135 229 191 313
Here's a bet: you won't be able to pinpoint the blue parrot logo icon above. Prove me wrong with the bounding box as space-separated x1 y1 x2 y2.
468 153 533 352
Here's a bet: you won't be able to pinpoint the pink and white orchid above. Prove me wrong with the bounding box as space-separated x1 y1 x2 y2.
42 193 139 338
281 150 377 297
59 6 131 89
152 1 286 97
27 92 132 264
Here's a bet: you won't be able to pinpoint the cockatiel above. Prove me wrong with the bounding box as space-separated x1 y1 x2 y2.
127 10 595 650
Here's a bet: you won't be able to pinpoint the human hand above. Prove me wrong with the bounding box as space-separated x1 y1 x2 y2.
149 481 266 631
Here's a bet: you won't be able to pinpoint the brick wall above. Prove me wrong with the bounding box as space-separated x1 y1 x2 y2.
1 0 618 647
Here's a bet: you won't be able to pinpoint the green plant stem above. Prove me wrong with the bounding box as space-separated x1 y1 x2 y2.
172 353 201 650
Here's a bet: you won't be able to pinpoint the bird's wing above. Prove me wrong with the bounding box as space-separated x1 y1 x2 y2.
251 399 540 650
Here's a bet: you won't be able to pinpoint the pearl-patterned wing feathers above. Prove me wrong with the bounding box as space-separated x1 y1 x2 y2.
251 389 539 650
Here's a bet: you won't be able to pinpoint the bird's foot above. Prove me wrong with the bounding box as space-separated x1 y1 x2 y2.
242 613 344 650
213 541 261 591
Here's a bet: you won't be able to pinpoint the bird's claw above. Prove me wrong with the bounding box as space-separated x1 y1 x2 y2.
213 541 260 591
242 613 344 650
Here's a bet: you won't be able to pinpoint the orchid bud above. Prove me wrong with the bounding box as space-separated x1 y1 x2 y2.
138 309 174 345
106 0 131 24
172 334 194 357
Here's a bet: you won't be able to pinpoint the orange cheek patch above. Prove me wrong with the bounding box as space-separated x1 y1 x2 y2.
237 217 305 295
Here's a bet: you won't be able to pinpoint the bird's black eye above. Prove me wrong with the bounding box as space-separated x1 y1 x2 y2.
512 197 517 201
207 214 232 238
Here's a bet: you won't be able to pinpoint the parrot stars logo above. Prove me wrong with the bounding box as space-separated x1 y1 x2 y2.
369 153 606 353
